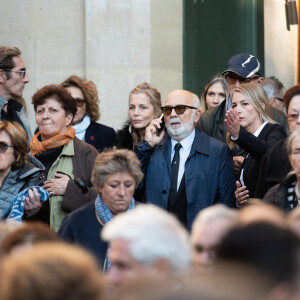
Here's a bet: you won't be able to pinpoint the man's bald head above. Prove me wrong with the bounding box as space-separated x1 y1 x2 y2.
162 90 201 141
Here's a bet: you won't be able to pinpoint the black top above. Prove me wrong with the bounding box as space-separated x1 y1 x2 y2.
236 123 287 197
58 201 108 268
84 121 116 153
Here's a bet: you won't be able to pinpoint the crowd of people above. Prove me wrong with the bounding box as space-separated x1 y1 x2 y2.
0 45 300 299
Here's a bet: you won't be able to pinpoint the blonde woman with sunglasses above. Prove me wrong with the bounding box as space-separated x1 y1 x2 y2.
0 121 44 217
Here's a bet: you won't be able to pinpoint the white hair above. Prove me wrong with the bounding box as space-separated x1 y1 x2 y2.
191 204 238 233
261 77 284 99
102 204 191 275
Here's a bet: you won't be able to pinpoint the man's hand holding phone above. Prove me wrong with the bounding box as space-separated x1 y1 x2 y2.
145 114 166 147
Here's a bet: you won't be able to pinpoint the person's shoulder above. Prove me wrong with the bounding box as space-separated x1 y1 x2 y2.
264 122 287 136
64 201 95 221
73 137 98 155
88 122 115 134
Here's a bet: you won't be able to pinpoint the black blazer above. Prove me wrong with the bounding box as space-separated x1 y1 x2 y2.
236 123 287 197
84 122 116 153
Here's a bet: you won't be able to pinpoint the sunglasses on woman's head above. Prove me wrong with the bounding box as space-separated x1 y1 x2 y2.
74 98 86 108
0 141 13 153
160 105 198 116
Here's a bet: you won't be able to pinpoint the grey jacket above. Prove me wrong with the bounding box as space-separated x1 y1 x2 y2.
0 155 44 215
0 96 32 144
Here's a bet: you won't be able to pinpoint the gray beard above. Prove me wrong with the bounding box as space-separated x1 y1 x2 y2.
166 113 195 141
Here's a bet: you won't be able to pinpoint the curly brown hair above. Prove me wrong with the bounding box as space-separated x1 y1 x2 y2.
61 75 100 122
32 84 77 118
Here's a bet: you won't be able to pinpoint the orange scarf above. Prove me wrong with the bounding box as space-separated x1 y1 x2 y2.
30 126 76 157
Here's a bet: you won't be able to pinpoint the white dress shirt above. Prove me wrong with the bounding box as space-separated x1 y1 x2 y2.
171 129 195 191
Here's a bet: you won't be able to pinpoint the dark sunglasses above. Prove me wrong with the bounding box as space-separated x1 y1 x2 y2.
224 73 260 84
75 98 86 108
0 141 13 153
161 105 198 116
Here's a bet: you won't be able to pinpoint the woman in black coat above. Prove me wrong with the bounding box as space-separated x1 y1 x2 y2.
263 128 300 212
225 83 287 205
61 75 116 153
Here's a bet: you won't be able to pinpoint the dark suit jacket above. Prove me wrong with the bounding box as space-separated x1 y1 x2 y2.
58 201 108 268
237 123 287 197
255 138 291 198
84 122 116 152
136 129 236 230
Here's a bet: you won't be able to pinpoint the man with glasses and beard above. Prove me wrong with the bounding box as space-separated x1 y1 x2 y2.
0 46 31 143
136 89 235 230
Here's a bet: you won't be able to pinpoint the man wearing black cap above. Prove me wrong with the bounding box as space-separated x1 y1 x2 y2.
199 53 288 145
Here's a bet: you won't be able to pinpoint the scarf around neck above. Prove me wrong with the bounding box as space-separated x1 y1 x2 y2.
30 126 76 157
73 115 91 141
95 193 135 224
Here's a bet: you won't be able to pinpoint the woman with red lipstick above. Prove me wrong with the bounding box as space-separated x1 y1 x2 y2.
115 82 161 150
224 83 286 205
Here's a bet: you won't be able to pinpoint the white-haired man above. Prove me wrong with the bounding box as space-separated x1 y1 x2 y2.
101 204 191 287
136 89 236 230
191 204 237 269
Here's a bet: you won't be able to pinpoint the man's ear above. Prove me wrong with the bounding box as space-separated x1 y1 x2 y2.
269 98 275 106
194 109 201 124
257 77 264 85
0 69 7 83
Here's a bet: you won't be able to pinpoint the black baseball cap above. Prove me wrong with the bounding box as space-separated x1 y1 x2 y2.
222 53 263 78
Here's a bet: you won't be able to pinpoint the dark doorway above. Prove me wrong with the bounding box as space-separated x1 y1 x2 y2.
183 0 264 97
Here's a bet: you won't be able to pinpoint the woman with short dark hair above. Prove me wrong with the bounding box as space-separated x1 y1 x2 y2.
30 84 98 231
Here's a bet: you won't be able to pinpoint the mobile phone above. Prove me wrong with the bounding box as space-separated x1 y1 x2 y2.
157 114 165 136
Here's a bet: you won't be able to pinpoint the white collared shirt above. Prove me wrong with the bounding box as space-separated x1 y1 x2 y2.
171 129 195 190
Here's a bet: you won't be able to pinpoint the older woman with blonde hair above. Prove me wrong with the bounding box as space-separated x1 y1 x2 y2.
225 83 287 205
59 148 143 268
61 75 116 152
115 82 161 150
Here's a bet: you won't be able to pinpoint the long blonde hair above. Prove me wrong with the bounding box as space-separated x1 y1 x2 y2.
233 83 276 124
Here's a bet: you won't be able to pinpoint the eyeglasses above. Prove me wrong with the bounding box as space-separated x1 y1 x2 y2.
0 141 13 153
4 69 27 78
161 105 198 116
274 97 284 102
224 73 260 85
287 112 300 121
75 98 86 108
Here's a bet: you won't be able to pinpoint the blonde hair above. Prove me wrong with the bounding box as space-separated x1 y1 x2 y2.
129 82 162 146
233 83 276 124
91 148 143 189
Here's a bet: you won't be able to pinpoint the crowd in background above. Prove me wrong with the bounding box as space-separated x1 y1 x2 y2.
0 46 300 300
